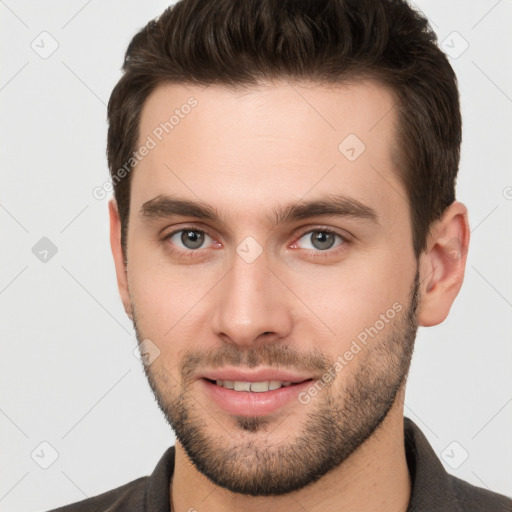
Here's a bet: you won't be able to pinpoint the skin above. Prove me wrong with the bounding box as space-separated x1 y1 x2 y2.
109 80 469 512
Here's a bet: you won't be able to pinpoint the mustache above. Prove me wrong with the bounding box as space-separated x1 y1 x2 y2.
179 343 331 383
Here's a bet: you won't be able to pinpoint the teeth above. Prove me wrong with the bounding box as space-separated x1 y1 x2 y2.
234 381 251 391
213 379 295 392
268 380 282 390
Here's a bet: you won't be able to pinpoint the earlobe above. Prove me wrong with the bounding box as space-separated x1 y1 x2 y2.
108 198 133 320
417 201 470 327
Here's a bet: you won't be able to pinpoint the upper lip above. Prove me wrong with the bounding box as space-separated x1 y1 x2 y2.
198 367 314 384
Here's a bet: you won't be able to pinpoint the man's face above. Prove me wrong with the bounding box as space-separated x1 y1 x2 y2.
123 80 420 495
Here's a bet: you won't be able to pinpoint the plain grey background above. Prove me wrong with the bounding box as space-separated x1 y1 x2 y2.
1 1 511 511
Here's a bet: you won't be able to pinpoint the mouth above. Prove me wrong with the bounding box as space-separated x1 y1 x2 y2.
204 378 312 392
198 371 316 417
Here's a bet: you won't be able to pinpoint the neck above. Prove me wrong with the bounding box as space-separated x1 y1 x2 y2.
171 390 410 512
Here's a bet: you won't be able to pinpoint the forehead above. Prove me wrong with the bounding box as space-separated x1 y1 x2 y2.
131 79 405 227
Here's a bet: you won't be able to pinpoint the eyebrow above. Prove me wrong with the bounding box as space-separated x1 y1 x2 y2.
139 193 379 228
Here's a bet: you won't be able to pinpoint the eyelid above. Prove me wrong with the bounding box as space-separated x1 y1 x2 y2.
161 226 218 250
289 225 351 252
292 224 352 243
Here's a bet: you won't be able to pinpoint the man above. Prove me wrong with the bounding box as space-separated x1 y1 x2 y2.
49 0 512 510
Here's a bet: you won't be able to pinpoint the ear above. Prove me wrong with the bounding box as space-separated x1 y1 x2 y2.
108 198 133 320
417 201 470 327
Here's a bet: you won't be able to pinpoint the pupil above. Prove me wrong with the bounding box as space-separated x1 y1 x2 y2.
182 230 204 249
312 232 335 250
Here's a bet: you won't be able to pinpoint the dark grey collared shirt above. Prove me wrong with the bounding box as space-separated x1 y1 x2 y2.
48 417 512 511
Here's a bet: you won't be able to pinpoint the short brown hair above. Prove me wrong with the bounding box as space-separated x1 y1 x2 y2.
107 0 461 259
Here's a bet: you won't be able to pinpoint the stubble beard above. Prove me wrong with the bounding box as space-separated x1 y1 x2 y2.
133 270 420 496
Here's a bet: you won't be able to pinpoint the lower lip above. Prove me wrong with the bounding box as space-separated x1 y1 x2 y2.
199 378 313 417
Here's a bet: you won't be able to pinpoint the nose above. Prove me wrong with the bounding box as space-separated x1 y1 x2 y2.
210 246 294 348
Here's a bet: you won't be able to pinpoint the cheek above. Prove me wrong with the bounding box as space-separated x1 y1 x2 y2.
286 251 412 343
127 249 219 346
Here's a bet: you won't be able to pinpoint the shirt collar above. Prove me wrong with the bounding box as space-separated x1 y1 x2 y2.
144 445 175 512
404 416 463 511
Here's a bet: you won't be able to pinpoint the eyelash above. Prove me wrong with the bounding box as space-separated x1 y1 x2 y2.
161 225 351 260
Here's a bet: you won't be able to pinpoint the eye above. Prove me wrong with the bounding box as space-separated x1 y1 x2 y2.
164 228 215 251
294 229 346 252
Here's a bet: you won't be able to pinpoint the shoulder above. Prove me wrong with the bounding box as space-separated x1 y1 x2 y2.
46 445 176 512
45 476 148 511
448 473 512 512
403 416 511 511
